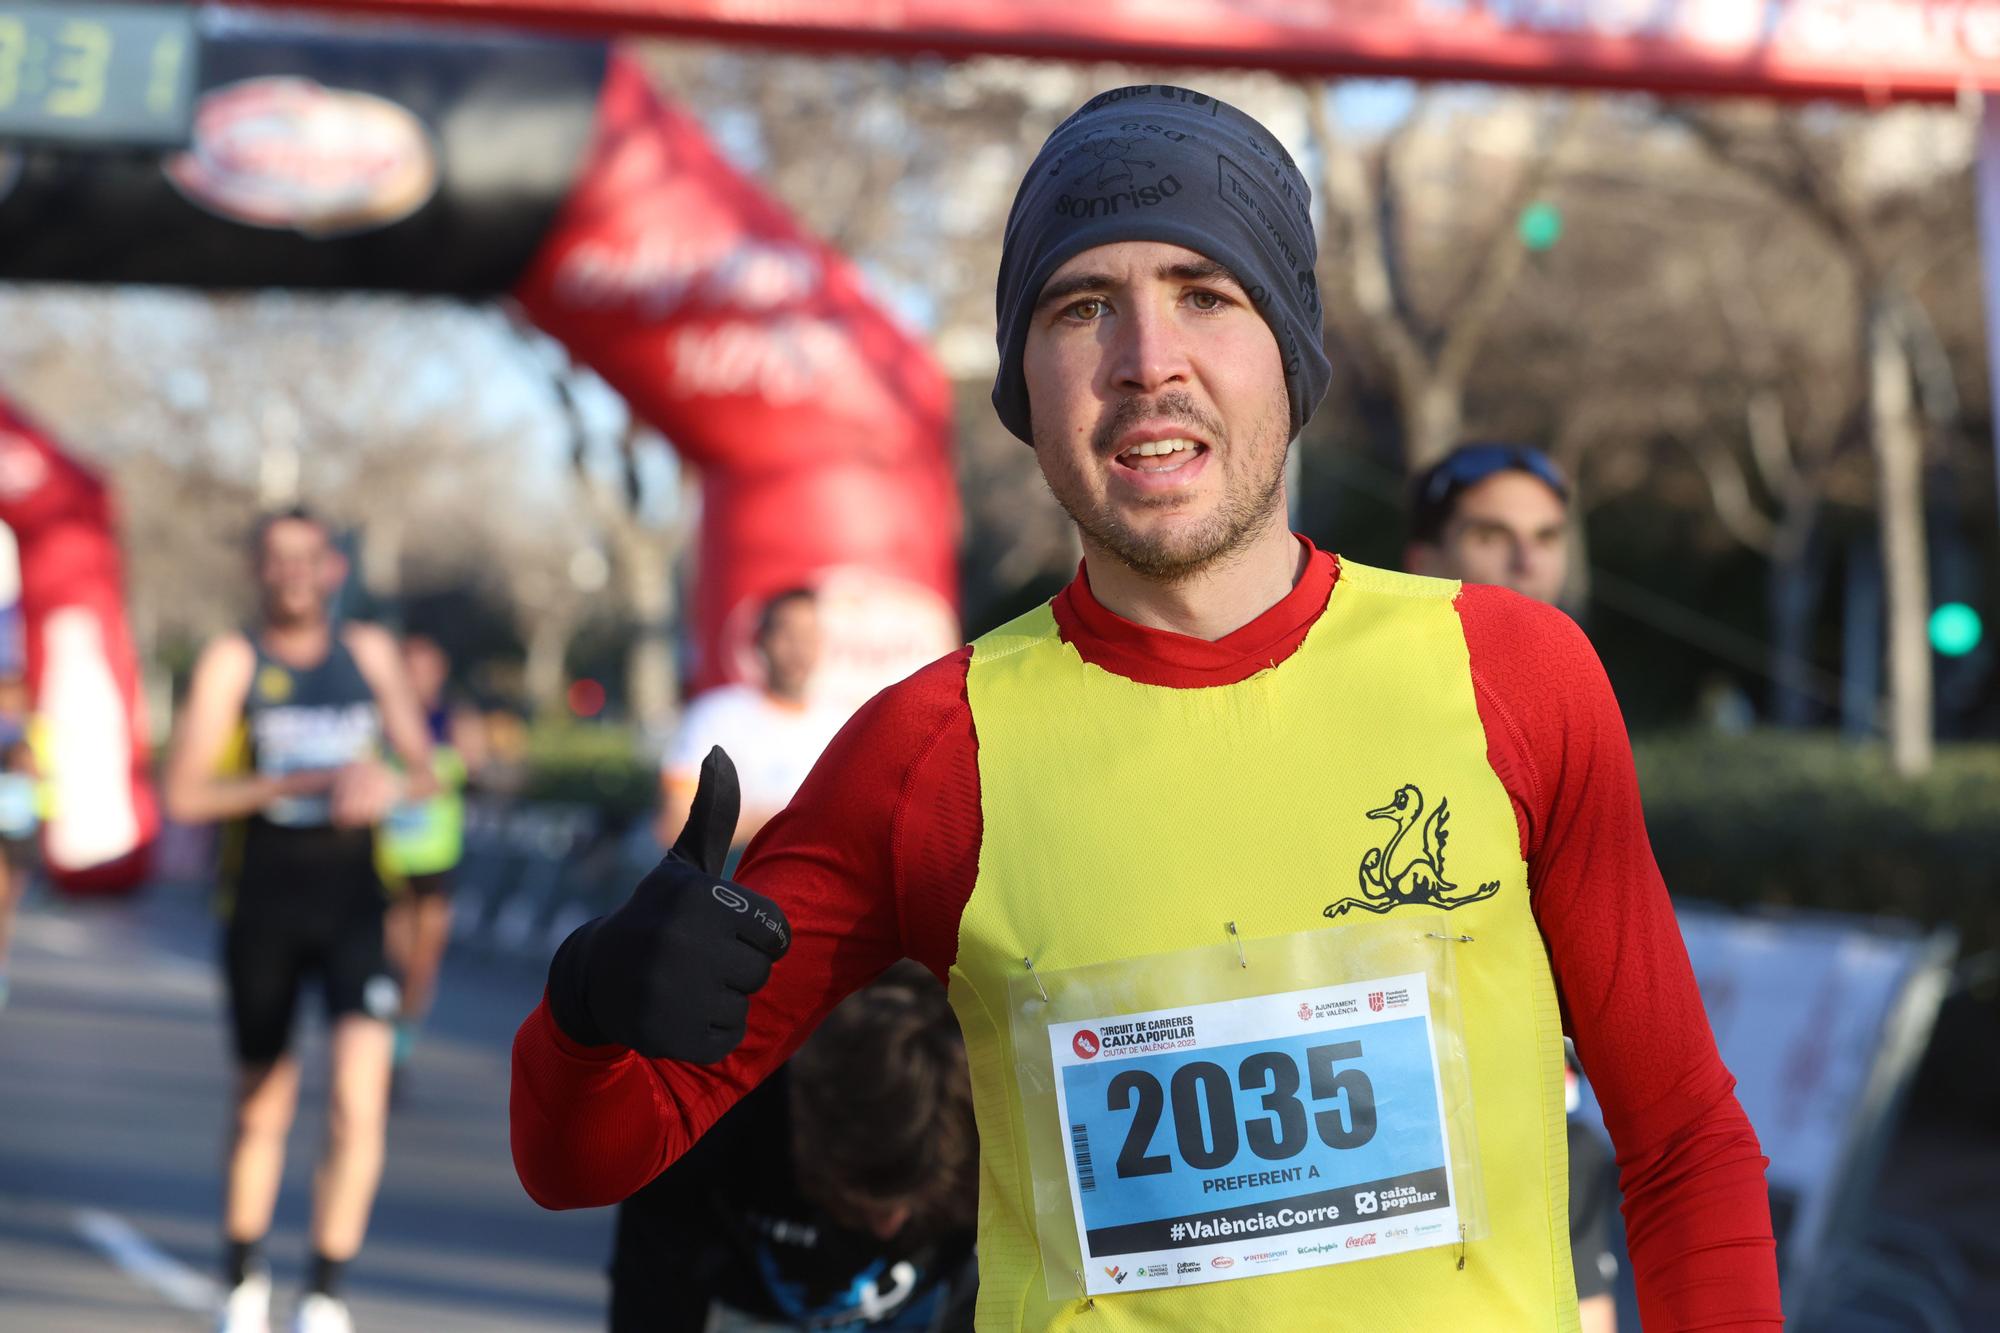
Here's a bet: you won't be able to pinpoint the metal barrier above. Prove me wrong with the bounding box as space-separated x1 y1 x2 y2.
451 798 664 958
1577 905 1962 1331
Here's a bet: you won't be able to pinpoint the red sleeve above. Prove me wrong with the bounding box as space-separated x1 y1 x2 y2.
1457 585 1782 1330
509 648 981 1210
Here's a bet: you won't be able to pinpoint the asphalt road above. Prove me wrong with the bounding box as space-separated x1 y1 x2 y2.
0 882 613 1332
5 877 1996 1332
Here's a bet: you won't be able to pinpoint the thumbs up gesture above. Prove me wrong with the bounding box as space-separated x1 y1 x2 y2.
545 747 792 1063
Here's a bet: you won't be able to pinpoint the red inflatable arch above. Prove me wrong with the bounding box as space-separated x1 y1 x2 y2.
0 400 158 893
515 53 960 703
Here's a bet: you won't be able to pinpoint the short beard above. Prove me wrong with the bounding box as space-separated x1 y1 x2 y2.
1036 389 1289 586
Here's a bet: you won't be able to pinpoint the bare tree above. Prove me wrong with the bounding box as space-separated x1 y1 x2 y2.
1675 104 1975 774
1307 86 1589 469
546 360 688 733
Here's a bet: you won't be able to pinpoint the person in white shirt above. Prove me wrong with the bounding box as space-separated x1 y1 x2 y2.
656 589 849 857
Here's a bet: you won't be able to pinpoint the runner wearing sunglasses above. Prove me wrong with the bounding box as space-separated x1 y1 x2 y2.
1407 443 1573 608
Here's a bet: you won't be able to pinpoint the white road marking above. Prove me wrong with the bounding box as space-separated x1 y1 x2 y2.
18 915 93 956
72 1208 221 1314
17 911 216 999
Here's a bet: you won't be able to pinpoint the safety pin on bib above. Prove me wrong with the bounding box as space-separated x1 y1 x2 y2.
1226 921 1247 969
1425 931 1475 944
1071 1269 1095 1311
1023 956 1050 1003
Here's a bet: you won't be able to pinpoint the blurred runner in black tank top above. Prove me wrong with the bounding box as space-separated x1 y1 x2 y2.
164 508 436 1333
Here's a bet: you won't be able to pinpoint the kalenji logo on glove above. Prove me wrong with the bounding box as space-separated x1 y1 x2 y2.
711 884 749 912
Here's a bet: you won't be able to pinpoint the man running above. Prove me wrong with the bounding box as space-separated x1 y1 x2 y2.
380 633 483 1070
512 88 1781 1329
165 508 434 1333
1406 444 1622 1332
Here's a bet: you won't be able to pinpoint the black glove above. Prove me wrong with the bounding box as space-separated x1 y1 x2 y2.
546 747 791 1062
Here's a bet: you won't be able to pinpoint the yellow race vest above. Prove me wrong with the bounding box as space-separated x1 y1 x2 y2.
951 560 1575 1331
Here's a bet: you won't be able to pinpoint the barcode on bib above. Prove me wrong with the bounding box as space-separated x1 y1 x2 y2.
1070 1122 1095 1193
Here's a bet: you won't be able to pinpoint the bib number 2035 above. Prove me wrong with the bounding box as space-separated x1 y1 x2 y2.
1108 1040 1376 1179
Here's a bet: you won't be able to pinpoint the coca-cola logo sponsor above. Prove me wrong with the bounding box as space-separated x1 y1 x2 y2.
1345 1233 1377 1249
555 235 820 320
668 314 855 406
165 77 437 237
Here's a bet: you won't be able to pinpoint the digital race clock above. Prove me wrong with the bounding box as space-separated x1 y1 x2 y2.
0 2 197 148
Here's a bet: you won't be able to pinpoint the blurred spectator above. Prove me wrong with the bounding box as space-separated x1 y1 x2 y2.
1405 445 1620 1333
657 589 849 857
608 962 977 1331
0 675 39 1009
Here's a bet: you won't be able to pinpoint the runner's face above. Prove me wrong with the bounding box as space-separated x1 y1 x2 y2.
257 518 336 624
1022 241 1291 582
402 638 449 705
1423 472 1569 606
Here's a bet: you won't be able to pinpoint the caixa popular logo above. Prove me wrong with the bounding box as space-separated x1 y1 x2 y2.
1072 1029 1101 1060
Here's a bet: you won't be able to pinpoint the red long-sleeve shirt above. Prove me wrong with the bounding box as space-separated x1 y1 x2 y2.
512 545 1782 1329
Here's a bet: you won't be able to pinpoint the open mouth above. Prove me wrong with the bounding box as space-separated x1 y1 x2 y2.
1115 437 1207 474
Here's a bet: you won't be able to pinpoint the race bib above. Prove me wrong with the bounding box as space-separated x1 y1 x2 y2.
1049 974 1458 1295
1008 921 1485 1301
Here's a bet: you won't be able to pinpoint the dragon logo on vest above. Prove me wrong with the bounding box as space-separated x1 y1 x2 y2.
1323 783 1500 919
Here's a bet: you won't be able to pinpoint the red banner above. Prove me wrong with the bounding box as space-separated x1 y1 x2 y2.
514 54 959 700
0 400 158 893
268 1 2000 102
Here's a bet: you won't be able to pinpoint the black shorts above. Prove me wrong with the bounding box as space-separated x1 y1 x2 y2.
221 821 400 1065
400 869 454 900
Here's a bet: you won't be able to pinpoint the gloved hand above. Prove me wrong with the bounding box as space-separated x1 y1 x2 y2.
545 747 791 1062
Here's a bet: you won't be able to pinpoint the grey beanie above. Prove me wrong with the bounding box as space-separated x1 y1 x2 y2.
992 85 1332 445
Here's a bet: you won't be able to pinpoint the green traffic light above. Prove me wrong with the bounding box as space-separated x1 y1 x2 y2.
1519 202 1563 252
1929 602 1983 656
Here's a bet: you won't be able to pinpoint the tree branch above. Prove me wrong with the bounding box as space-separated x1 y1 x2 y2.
1305 81 1427 393
1665 425 1777 553
1434 98 1590 389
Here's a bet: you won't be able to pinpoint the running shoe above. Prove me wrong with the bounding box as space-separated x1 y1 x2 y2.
290 1292 354 1333
216 1267 271 1333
